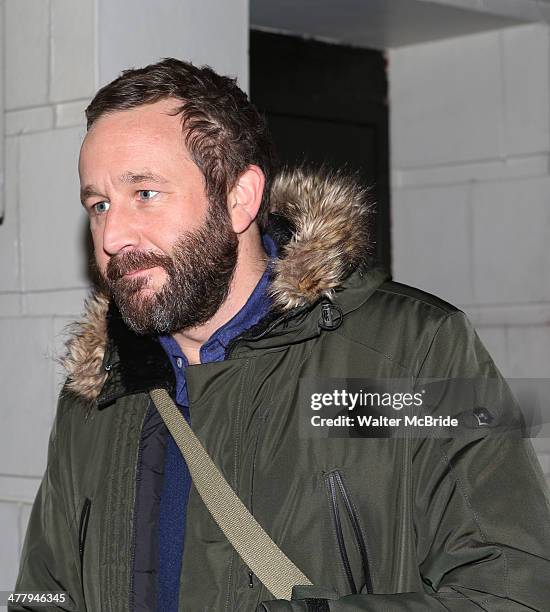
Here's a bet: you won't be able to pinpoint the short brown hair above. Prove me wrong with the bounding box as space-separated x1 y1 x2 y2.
85 57 276 230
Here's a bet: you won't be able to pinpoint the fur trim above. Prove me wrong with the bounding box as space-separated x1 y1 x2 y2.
61 167 374 400
268 167 373 310
59 291 110 401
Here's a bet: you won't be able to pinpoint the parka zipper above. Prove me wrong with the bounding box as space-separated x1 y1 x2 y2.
334 471 373 594
325 470 373 595
78 497 92 605
326 473 356 594
245 398 270 593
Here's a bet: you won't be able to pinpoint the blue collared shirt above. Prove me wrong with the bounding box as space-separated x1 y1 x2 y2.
156 233 278 611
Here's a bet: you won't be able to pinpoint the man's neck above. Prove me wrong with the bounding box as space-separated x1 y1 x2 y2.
171 233 269 365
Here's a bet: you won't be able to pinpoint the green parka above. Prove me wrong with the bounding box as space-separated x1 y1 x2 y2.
13 168 550 611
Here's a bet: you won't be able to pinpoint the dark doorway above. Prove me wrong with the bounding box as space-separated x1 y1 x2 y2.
250 30 391 272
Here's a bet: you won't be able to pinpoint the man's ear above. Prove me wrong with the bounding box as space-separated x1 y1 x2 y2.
228 165 265 234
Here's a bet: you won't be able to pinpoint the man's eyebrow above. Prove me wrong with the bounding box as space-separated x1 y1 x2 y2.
118 170 170 185
80 171 170 206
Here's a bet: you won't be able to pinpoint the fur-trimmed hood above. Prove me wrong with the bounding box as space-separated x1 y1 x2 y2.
61 167 375 402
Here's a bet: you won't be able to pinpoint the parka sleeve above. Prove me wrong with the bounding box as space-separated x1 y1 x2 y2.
258 311 550 611
9 392 83 612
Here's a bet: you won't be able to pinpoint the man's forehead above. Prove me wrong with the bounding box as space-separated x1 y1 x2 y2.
81 100 184 149
79 103 192 180
83 119 179 150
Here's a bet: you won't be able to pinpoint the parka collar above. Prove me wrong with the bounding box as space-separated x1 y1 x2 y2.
61 166 386 406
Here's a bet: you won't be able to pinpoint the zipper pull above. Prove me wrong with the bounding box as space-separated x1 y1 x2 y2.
248 570 254 588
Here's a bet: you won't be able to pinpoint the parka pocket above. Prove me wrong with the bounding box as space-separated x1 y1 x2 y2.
78 497 92 601
324 470 373 595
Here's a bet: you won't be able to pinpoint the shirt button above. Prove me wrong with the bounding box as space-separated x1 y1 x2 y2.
176 357 183 369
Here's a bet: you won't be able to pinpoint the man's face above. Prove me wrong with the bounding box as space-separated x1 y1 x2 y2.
78 97 238 334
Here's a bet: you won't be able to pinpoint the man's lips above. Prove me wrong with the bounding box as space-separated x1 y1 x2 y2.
123 265 160 278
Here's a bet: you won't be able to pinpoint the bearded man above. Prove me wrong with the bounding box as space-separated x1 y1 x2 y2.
12 58 550 611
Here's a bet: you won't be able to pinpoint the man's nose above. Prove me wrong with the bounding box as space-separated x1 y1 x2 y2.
101 203 140 256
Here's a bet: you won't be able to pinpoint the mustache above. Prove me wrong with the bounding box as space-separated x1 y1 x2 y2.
106 250 172 282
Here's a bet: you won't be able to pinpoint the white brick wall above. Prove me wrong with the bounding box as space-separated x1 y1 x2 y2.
1 0 248 588
1 10 91 562
390 23 550 488
97 0 249 90
50 0 96 102
5 0 50 110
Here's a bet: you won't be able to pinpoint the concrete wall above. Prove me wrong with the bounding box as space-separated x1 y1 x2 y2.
389 23 550 485
0 0 248 589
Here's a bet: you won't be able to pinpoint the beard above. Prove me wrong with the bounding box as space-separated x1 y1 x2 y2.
95 202 238 335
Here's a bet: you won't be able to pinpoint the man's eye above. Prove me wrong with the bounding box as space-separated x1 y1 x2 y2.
92 201 110 214
138 190 159 200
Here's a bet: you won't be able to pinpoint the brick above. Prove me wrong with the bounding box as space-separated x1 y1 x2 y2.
501 25 550 156
97 0 248 90
55 99 90 129
5 106 54 136
19 504 33 554
507 325 550 378
392 184 473 305
0 502 21 589
19 127 90 291
0 476 41 504
538 453 550 477
0 293 21 317
5 0 49 109
0 137 20 292
0 317 54 477
389 30 502 168
464 303 550 328
532 437 550 456
393 154 549 190
472 177 550 304
50 0 95 102
24 288 91 317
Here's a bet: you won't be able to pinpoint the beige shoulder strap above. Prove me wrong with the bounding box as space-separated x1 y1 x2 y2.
149 388 313 601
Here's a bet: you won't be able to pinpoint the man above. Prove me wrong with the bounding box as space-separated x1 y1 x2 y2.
13 58 550 611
